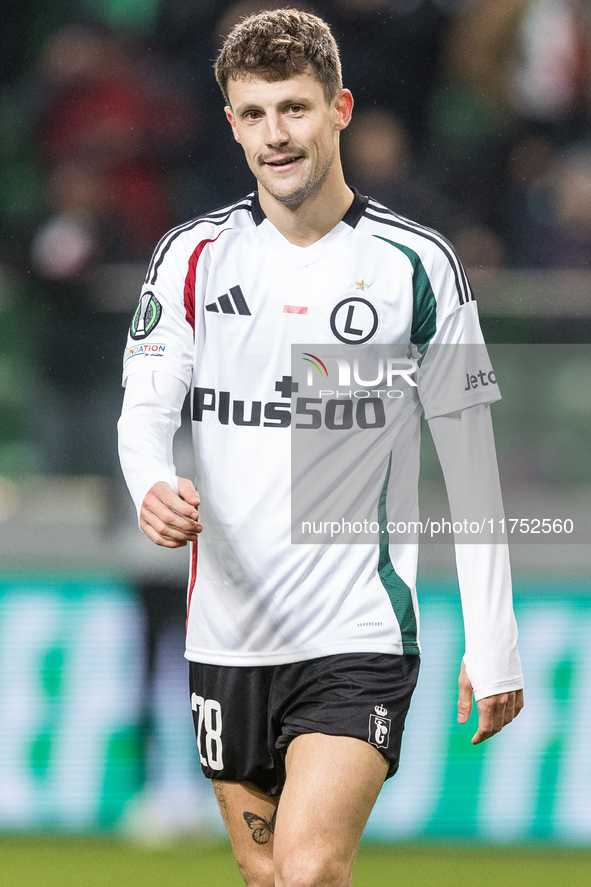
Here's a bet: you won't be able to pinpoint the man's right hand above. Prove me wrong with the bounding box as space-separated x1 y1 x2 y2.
140 478 202 548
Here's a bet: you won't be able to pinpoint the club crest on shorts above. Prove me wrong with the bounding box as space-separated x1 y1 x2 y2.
368 704 391 749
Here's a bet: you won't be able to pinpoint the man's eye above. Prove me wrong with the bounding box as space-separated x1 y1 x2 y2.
244 111 261 120
289 105 304 113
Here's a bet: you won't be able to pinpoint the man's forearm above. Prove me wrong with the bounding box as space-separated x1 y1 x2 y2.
118 370 187 517
428 403 523 699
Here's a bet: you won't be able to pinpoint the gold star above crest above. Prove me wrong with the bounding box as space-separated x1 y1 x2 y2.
355 280 368 291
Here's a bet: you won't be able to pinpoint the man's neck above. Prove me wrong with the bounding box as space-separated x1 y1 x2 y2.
257 171 354 248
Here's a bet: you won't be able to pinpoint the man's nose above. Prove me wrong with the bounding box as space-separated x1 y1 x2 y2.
264 113 289 147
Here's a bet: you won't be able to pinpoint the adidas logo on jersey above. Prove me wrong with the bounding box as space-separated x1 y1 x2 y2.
206 285 251 315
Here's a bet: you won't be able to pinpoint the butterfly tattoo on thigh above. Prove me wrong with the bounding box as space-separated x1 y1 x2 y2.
243 807 277 844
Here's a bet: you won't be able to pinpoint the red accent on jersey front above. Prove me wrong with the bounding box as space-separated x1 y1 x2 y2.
184 230 228 330
186 537 198 630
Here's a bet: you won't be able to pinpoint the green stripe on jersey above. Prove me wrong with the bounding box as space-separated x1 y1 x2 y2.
377 453 419 654
373 235 437 347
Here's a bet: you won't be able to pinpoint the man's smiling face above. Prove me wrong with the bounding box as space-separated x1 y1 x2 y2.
225 69 350 208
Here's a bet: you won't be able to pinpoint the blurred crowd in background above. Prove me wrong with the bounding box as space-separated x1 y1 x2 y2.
1 0 591 480
3 0 591 272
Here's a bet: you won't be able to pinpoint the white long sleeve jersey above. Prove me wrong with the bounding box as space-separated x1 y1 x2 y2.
118 190 523 700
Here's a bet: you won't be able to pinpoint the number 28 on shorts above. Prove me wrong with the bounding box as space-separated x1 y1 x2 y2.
191 693 224 770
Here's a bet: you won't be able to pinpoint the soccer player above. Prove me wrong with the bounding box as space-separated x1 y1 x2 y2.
118 9 524 887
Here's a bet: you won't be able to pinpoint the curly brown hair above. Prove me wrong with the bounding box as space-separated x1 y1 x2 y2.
214 8 342 105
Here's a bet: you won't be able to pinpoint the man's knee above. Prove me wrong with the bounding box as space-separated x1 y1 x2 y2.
275 851 352 887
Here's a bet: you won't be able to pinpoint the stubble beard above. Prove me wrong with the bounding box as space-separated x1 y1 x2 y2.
256 144 336 208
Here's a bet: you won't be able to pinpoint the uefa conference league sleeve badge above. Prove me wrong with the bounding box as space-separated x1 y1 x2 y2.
130 291 162 340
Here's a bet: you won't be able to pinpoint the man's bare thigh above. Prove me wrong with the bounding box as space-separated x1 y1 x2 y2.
213 732 388 887
213 779 278 887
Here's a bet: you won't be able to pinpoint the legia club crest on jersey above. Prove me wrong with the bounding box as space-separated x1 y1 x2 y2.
130 291 162 340
330 296 379 344
368 704 391 749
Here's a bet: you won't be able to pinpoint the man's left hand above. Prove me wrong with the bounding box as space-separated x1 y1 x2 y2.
457 661 524 744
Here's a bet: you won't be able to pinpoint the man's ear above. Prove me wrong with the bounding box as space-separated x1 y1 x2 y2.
334 89 354 133
225 106 240 142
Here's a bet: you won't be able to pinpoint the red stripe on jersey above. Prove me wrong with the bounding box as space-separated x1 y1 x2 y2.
283 305 308 314
184 230 228 330
186 537 198 631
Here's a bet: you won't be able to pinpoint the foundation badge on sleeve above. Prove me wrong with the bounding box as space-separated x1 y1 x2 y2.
368 704 391 749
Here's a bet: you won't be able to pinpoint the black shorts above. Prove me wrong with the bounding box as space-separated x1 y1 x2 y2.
189 652 420 796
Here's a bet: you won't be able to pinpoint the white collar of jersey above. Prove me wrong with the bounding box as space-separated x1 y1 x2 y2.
257 216 354 268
